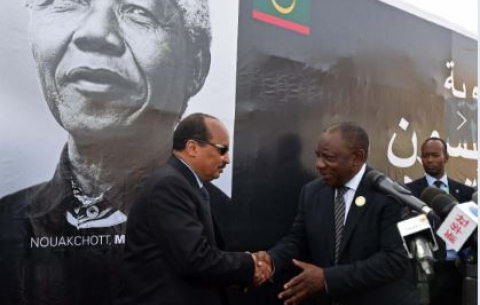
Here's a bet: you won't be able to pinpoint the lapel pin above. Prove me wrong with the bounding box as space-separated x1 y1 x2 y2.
355 196 366 207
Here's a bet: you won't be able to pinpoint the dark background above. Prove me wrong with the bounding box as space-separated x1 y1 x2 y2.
213 0 478 304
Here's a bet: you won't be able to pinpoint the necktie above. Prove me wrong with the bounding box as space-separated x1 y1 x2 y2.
334 186 348 265
200 186 210 204
200 186 215 233
433 180 444 189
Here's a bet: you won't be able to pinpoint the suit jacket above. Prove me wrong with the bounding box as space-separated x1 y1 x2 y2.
406 177 474 203
115 156 254 305
269 167 418 305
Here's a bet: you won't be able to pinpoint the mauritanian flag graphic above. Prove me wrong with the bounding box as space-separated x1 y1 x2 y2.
252 0 311 35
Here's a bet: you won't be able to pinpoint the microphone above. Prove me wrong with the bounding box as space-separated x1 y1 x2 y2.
428 192 458 219
397 214 438 277
421 189 478 252
366 171 441 278
423 189 478 305
419 187 445 209
419 187 450 228
366 170 436 218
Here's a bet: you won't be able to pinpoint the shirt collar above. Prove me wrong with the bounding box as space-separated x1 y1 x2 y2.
344 163 367 192
425 173 448 187
26 145 149 234
175 156 203 188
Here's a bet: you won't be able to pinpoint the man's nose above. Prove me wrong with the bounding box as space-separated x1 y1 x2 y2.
72 4 125 56
315 158 325 169
222 152 231 165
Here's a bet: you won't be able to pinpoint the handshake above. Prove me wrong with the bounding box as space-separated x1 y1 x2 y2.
250 251 273 287
248 251 326 305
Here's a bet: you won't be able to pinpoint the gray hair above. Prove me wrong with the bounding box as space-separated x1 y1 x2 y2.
177 0 211 44
325 122 370 161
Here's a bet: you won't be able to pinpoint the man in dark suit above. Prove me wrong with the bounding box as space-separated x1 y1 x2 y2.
406 137 474 305
116 113 270 305
257 122 417 305
407 137 474 203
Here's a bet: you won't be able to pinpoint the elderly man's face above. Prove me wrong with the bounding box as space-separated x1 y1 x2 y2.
315 130 362 188
28 0 207 139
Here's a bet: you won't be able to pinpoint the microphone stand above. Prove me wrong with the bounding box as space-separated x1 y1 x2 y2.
397 202 436 305
461 246 477 305
411 239 434 305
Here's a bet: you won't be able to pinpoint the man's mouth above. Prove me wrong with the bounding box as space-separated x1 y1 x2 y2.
319 171 332 180
65 67 139 99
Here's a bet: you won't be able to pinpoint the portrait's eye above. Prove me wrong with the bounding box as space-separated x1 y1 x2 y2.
26 0 53 8
30 0 89 11
123 5 158 27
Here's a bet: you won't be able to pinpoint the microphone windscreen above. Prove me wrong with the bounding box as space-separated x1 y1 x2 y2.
420 186 445 206
430 193 457 219
365 170 383 187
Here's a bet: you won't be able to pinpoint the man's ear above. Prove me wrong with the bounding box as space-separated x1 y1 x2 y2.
353 149 366 166
187 44 211 98
185 140 199 157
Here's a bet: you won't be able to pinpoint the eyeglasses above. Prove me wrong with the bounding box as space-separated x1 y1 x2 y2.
193 139 229 156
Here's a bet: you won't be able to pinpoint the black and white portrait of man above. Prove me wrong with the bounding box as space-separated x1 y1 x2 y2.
0 0 238 304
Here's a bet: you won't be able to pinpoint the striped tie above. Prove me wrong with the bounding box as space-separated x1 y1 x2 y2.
334 186 348 265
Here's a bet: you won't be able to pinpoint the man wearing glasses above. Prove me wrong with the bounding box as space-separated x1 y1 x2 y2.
116 113 271 305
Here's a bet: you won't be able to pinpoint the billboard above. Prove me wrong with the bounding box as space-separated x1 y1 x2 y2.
0 0 477 304
0 1 238 304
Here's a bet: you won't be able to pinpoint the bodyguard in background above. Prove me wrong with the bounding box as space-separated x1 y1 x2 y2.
407 137 474 203
407 137 474 305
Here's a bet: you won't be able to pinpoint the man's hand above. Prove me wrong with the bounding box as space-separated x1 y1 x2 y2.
250 251 272 286
254 251 272 267
278 259 325 305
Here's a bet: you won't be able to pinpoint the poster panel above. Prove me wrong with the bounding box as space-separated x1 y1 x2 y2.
219 0 477 303
0 0 238 304
0 0 477 304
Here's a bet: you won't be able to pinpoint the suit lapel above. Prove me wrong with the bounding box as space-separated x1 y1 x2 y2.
170 156 217 243
447 178 462 199
339 172 370 259
323 187 337 265
420 177 429 192
195 186 217 244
